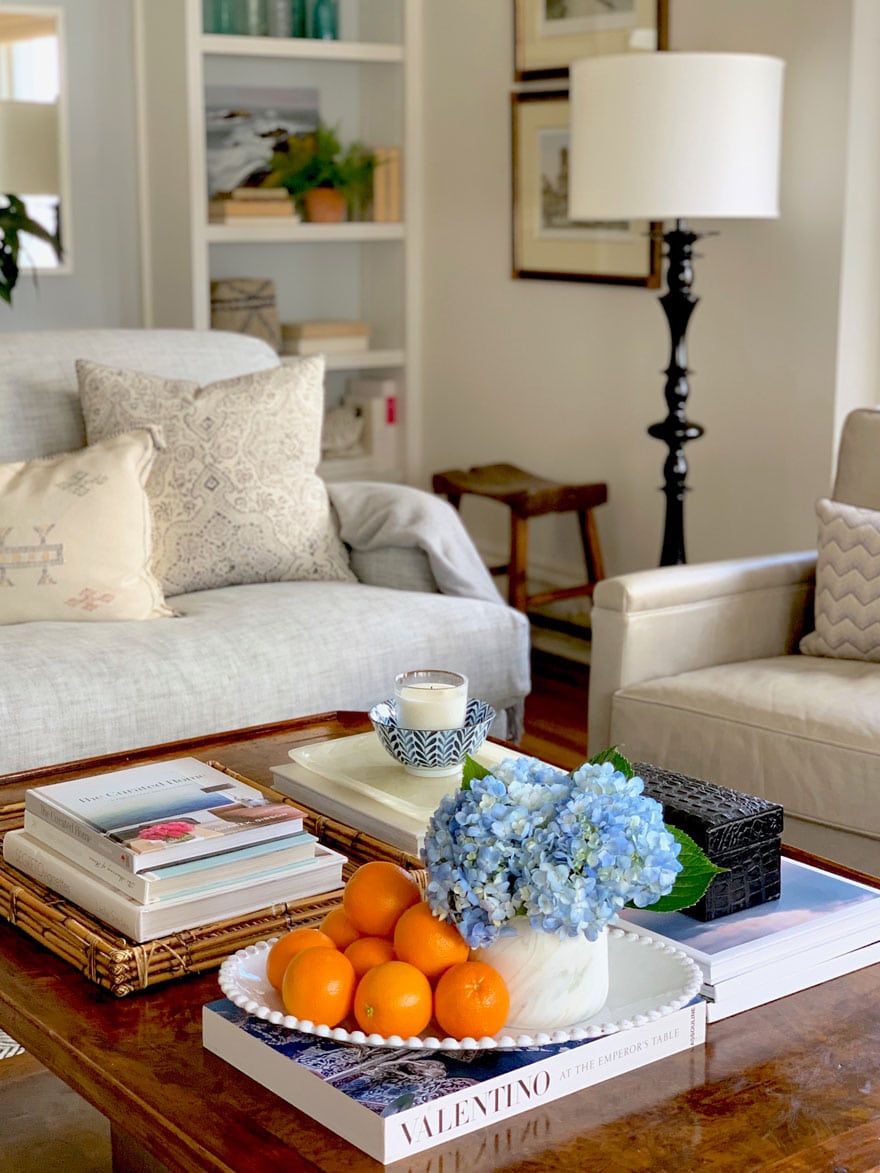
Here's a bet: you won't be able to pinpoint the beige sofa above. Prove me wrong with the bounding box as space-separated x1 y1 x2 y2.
587 408 880 876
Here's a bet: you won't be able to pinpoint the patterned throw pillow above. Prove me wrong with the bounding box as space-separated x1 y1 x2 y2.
0 430 172 624
77 358 355 597
799 497 880 661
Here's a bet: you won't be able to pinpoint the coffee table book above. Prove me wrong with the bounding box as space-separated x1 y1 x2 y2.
22 813 317 904
202 997 707 1164
618 857 880 1018
2 831 345 943
25 756 306 873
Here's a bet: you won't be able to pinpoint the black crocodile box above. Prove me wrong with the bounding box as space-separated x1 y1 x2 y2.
635 762 784 921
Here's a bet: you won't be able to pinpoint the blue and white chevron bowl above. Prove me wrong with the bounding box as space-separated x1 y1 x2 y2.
369 698 496 775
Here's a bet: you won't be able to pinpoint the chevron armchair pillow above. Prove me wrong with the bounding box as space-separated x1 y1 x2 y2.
799 497 880 662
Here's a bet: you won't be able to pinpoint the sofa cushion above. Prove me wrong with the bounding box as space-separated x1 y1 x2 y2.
78 358 354 597
608 656 880 845
0 430 171 624
0 580 531 773
799 498 880 662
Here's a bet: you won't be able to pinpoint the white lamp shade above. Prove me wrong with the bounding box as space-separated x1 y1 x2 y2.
0 99 60 194
569 52 784 222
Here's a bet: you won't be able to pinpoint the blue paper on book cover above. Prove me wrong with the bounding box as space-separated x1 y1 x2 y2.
208 999 626 1117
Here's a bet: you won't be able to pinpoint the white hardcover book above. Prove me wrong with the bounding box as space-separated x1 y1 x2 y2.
25 757 305 873
3 831 345 943
618 857 880 985
271 734 527 857
23 811 317 904
346 378 399 472
706 937 880 1021
203 997 706 1163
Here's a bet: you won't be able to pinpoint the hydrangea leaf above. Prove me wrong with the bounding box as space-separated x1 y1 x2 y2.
641 826 727 912
461 753 490 792
587 746 634 779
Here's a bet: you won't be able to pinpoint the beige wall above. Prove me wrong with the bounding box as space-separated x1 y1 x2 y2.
420 0 869 580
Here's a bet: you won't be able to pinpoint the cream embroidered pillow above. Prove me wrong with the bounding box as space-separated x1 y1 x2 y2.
799 497 880 661
0 430 172 624
77 358 355 597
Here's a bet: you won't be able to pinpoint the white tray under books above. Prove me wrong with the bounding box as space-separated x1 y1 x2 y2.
217 927 702 1052
272 733 528 856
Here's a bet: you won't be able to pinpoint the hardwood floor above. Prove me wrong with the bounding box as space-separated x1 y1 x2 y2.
0 650 590 1170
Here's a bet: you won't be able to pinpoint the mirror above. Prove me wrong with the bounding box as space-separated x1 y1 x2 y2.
0 5 70 272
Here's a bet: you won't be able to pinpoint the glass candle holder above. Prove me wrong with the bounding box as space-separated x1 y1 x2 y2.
394 670 468 730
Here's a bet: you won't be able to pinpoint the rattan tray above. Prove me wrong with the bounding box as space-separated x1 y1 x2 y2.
0 762 425 997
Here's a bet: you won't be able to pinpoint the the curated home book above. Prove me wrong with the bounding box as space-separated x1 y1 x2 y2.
3 831 345 943
24 757 306 873
617 857 880 1020
271 734 527 856
202 997 706 1164
22 811 318 904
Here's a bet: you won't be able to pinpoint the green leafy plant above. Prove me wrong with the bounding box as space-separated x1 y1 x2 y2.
261 123 377 217
0 194 63 305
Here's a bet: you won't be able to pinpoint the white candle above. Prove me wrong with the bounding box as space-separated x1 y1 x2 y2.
394 670 468 730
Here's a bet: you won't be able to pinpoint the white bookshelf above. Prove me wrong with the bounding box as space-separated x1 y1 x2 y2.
133 0 421 482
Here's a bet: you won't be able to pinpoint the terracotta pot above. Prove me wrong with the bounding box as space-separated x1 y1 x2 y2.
303 187 347 223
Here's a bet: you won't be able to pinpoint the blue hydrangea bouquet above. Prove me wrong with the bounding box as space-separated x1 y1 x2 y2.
424 749 722 950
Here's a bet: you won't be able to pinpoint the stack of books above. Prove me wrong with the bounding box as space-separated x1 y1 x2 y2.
280 319 370 357
2 757 345 942
372 147 401 222
208 187 298 223
618 856 880 1020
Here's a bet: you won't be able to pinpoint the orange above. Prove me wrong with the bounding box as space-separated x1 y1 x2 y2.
342 860 421 939
353 960 433 1038
433 961 510 1040
393 901 469 982
320 906 362 951
281 946 356 1028
266 927 335 992
344 936 397 979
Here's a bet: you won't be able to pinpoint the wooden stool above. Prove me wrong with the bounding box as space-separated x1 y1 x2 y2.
432 462 607 613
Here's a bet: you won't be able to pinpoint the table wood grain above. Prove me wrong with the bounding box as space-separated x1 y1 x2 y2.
1 714 879 1172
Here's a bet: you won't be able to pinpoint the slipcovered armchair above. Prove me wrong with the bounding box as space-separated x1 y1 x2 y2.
587 408 880 876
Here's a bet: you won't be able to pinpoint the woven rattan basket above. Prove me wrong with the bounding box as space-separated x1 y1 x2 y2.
0 763 425 997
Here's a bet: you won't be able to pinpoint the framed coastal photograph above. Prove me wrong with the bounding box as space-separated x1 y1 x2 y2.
511 91 660 285
514 0 668 81
204 85 320 197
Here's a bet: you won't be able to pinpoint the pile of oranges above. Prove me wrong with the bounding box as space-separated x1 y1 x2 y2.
266 860 510 1041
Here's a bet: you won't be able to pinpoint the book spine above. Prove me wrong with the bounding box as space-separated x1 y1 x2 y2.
203 999 705 1164
382 1001 707 1162
4 830 146 938
346 378 400 471
23 790 137 872
23 811 152 901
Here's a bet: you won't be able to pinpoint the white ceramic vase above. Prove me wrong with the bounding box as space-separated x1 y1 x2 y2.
472 919 609 1033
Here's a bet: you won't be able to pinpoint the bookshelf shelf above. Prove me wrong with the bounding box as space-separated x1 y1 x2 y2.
134 0 420 483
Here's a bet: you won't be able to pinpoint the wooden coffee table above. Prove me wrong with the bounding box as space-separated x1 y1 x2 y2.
1 713 879 1172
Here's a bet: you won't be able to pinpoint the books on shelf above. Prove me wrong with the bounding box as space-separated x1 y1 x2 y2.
344 378 400 471
24 756 306 873
271 734 526 857
3 831 345 943
208 198 298 222
202 997 706 1163
617 857 880 1021
372 146 401 223
280 320 371 357
22 810 318 904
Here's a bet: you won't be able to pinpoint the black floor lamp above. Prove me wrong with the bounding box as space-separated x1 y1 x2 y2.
568 52 784 566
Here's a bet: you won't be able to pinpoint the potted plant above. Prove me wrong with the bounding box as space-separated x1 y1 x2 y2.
0 195 63 305
261 123 377 223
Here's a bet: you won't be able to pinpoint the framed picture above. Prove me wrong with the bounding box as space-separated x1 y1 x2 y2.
514 0 668 81
511 91 660 286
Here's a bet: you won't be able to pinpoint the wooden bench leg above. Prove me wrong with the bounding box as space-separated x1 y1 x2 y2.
508 514 529 611
578 508 605 585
